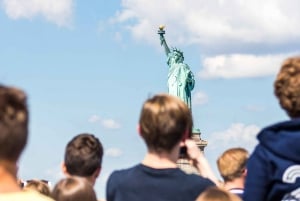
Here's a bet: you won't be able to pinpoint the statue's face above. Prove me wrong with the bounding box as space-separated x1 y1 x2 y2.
173 52 184 63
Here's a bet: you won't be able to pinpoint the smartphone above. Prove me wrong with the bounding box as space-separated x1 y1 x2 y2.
179 146 187 158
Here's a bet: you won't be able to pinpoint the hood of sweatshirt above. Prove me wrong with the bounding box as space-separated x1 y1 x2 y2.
257 118 300 162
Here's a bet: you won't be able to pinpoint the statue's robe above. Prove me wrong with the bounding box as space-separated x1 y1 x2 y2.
167 62 195 109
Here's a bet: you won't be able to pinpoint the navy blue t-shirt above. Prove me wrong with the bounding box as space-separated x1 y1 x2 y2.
106 164 214 201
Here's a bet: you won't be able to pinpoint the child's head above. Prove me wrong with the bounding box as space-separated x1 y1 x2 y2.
196 187 241 201
217 148 248 182
139 94 192 153
64 133 103 178
23 179 51 196
51 177 97 201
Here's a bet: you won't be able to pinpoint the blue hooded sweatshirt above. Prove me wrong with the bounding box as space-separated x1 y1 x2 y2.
244 118 300 201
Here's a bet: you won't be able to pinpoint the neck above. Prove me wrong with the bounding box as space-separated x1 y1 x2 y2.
85 175 96 186
142 147 179 169
65 175 96 187
0 162 21 193
224 177 245 190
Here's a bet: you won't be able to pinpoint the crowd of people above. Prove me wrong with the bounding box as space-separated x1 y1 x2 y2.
0 56 300 201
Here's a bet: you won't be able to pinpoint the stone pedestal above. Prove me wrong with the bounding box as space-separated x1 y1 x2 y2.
177 131 207 174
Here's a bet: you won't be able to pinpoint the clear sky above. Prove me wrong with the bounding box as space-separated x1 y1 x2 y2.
1 0 300 199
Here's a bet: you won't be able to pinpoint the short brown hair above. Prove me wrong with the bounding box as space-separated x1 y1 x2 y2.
274 56 300 118
217 148 248 182
64 133 103 177
0 85 28 161
139 94 193 153
51 177 97 201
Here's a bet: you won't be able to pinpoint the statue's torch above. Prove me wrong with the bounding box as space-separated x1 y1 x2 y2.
158 25 166 45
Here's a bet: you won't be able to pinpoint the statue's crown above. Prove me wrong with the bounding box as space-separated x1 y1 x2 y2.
171 47 183 56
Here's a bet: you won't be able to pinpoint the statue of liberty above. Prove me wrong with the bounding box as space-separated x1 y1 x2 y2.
158 26 195 110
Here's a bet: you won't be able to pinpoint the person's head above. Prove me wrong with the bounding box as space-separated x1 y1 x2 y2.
63 133 103 185
139 94 193 153
51 177 97 201
0 85 28 163
196 187 241 201
274 56 300 118
23 179 51 196
217 148 248 182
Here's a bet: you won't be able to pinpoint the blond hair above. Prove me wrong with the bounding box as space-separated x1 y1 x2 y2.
217 148 248 182
196 187 242 201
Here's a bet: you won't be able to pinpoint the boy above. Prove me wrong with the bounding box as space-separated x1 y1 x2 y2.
106 94 215 201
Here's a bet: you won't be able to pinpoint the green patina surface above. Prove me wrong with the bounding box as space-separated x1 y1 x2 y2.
158 26 200 133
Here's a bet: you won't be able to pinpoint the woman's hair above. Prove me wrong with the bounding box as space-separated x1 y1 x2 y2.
23 179 51 196
274 56 300 118
196 187 241 201
51 177 97 201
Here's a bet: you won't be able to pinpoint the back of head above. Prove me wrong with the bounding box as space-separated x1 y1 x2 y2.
217 148 248 182
196 187 241 201
24 179 51 196
274 56 300 118
64 133 103 177
139 94 193 153
0 85 28 161
51 177 97 201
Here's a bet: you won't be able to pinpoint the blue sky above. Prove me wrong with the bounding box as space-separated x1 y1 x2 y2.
1 0 300 199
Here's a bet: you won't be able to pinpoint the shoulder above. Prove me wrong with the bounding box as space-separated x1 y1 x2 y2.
109 165 139 177
106 165 141 199
175 170 214 187
0 191 54 201
23 191 53 201
186 173 215 186
179 172 215 197
107 165 140 186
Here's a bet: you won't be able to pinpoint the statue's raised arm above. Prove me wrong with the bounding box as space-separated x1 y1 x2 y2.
156 26 202 143
157 26 195 111
158 25 170 56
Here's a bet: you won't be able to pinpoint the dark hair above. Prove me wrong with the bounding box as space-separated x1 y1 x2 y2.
139 94 192 153
274 56 300 118
0 85 28 161
64 133 103 177
51 177 97 201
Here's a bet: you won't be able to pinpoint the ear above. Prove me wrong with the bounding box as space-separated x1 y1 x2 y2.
242 168 247 177
93 167 101 179
137 124 142 136
61 162 69 176
181 129 189 142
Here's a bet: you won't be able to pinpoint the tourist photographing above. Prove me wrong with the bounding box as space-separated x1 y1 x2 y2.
106 94 215 201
